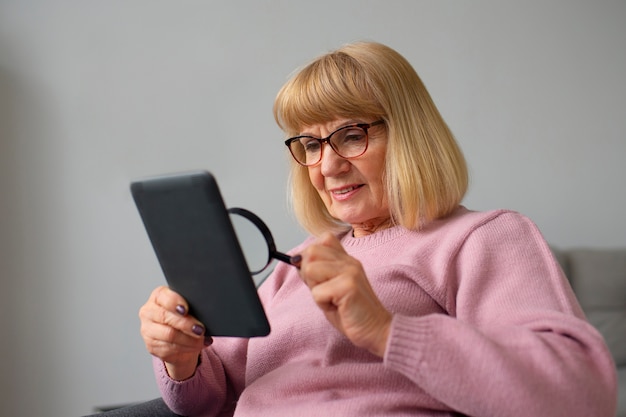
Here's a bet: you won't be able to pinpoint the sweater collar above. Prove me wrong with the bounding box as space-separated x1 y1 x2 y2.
339 224 411 250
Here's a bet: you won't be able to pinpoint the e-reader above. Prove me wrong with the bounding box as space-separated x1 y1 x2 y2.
130 170 270 337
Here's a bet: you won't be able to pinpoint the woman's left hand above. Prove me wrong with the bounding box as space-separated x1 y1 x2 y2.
295 232 392 357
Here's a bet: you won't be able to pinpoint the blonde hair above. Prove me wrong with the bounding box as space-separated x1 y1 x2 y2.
273 41 468 236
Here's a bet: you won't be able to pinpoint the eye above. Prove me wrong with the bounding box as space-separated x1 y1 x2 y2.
336 128 366 145
300 137 321 152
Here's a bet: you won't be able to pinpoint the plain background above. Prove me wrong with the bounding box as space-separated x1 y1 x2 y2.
0 1 625 415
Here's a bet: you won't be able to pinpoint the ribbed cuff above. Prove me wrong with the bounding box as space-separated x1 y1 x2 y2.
384 314 434 378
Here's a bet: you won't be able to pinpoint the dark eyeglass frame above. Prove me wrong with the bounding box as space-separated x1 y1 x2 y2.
284 119 385 167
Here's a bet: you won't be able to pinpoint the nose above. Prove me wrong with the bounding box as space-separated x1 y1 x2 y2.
319 142 350 177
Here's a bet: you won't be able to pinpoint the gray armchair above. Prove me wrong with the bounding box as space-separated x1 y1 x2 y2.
83 398 179 417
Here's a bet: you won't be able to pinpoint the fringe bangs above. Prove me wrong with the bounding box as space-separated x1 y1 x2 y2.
274 52 382 134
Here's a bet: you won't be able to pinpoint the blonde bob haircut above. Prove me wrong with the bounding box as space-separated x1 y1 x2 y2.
273 41 468 236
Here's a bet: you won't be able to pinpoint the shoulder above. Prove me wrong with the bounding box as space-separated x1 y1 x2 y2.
408 207 552 275
431 205 528 229
424 206 542 244
437 207 562 290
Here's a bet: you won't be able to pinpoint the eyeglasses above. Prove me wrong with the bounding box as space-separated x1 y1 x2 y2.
284 120 385 167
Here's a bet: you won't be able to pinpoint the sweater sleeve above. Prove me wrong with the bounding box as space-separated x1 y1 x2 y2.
155 336 250 417
384 211 617 417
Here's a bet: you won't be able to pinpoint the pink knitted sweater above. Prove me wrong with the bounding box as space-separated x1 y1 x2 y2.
155 207 617 416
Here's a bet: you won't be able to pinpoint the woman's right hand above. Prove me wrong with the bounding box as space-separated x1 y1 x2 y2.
139 286 209 380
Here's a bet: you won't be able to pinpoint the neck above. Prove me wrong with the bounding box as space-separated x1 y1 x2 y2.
352 217 394 237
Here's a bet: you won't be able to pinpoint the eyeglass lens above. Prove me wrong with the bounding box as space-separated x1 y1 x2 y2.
289 125 368 166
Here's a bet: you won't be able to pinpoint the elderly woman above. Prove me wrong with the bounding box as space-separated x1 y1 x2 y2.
135 42 616 416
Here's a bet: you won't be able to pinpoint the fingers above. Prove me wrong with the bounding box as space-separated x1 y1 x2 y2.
141 322 203 356
294 233 392 356
139 286 208 364
298 234 361 288
308 270 356 309
149 286 205 338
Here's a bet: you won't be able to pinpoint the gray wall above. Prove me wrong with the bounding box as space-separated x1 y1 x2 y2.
1 1 624 415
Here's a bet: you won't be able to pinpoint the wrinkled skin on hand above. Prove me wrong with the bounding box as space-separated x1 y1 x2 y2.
139 286 208 380
295 232 392 357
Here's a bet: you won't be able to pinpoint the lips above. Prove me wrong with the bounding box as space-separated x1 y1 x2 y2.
329 184 364 199
334 185 359 194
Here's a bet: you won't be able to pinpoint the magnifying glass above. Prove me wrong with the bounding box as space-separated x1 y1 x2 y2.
228 207 294 276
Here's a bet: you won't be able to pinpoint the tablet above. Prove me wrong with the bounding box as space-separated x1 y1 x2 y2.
130 170 270 337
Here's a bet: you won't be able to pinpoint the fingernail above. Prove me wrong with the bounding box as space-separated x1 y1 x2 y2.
290 254 302 265
191 324 204 336
175 305 186 315
203 336 213 346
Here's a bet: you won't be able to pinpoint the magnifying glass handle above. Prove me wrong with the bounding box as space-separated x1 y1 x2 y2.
273 250 295 266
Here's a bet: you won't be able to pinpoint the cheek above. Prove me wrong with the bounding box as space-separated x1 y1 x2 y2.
307 167 325 193
365 150 387 191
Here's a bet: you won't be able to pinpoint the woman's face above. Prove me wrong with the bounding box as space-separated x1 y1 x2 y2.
301 118 391 237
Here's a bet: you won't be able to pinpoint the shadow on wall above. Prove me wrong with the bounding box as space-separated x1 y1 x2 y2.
0 56 67 415
0 63 20 417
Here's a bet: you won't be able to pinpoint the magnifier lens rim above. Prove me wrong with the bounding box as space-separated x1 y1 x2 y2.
228 207 275 275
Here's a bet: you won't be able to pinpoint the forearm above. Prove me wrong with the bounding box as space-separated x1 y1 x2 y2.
154 348 230 417
385 313 617 417
164 353 202 381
